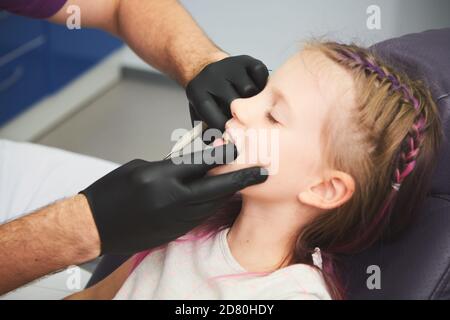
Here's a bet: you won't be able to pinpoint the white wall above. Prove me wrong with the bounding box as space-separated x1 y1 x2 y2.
122 0 450 71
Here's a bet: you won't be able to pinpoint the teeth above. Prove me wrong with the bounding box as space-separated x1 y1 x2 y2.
222 132 232 144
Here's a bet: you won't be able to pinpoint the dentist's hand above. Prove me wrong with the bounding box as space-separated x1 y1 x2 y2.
186 55 269 133
80 144 267 255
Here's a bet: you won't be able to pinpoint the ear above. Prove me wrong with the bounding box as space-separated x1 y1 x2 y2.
297 170 355 210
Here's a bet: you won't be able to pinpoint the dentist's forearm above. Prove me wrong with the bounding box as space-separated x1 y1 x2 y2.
49 0 226 86
115 0 227 86
0 195 100 295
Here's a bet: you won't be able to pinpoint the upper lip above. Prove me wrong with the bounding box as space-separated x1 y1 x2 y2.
223 121 238 144
222 130 234 144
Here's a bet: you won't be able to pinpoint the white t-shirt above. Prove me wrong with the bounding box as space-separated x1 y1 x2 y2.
114 228 331 300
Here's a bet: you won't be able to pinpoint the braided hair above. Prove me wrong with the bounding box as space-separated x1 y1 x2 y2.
331 45 429 246
297 41 441 298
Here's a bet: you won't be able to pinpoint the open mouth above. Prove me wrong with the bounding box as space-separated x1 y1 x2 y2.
211 130 236 148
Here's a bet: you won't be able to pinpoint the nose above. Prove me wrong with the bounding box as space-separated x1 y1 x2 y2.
230 98 255 125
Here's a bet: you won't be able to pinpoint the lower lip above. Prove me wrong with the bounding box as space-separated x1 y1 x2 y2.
212 137 226 147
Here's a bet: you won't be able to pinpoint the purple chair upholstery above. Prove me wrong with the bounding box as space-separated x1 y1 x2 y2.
87 29 450 299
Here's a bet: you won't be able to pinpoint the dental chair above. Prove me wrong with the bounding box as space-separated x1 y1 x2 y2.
341 28 450 300
86 28 450 300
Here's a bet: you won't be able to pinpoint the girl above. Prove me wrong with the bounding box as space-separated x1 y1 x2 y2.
67 41 442 300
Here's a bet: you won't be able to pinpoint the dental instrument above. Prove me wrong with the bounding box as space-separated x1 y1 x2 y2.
164 121 207 159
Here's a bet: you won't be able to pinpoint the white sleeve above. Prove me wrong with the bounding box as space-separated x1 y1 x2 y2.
0 139 118 224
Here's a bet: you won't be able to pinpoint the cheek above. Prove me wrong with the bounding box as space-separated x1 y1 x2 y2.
208 130 322 200
260 134 320 198
240 165 303 201
258 140 306 197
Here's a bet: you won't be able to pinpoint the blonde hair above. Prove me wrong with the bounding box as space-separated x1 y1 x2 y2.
292 41 442 298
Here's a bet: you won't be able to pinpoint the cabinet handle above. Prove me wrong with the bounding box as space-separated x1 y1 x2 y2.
0 36 46 68
0 66 24 92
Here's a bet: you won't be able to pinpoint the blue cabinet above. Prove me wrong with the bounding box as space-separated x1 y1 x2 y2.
46 23 123 93
0 40 47 124
0 11 44 56
0 12 123 126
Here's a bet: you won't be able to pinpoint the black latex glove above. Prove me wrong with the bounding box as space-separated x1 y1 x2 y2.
80 144 268 255
186 55 269 133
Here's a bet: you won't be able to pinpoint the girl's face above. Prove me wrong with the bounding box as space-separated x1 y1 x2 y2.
210 49 355 203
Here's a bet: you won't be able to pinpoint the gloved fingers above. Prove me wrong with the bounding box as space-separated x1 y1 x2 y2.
211 81 240 108
187 80 230 132
122 158 149 170
167 143 238 179
246 58 269 91
176 196 230 222
186 166 269 202
192 97 229 132
202 99 229 133
92 159 148 186
228 73 259 98
188 103 201 127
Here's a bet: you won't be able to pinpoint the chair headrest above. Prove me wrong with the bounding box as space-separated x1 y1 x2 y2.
342 195 450 300
342 29 450 300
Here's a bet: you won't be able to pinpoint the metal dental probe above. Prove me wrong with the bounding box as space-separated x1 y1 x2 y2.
164 121 208 159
